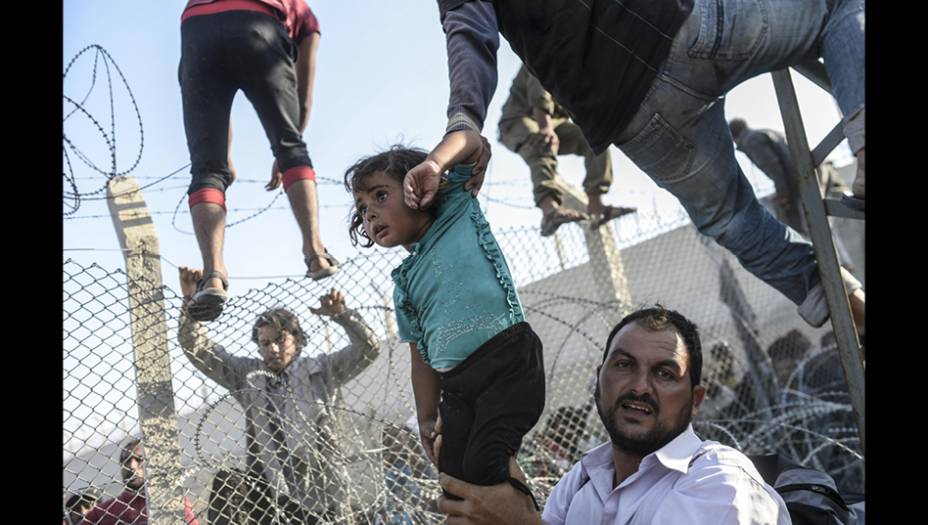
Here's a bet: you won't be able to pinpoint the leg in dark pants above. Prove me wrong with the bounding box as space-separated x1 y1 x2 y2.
438 323 546 494
180 13 242 294
179 11 335 300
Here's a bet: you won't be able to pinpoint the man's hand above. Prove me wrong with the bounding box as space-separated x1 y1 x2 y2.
266 160 282 191
438 458 542 525
526 128 559 155
178 267 202 303
309 288 346 317
407 129 488 209
464 135 492 197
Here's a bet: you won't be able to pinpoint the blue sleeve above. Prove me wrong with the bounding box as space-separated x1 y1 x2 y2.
442 1 500 134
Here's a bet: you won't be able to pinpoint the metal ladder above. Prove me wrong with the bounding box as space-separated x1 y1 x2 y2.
770 63 865 451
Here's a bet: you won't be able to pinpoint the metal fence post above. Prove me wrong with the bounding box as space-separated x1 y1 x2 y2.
771 69 865 451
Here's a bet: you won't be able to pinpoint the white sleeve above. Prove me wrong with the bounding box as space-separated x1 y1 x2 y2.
650 453 792 525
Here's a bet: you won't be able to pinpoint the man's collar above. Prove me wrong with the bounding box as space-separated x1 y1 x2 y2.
580 440 615 473
578 441 619 501
580 424 703 477
652 424 703 474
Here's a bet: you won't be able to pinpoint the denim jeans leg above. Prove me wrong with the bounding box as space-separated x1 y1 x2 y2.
613 0 868 307
671 0 864 151
616 80 819 305
820 0 865 152
649 0 865 150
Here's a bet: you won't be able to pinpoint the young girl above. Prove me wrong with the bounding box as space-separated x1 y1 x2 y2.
345 143 545 501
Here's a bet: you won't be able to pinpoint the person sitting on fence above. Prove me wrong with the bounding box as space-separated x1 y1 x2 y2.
728 119 851 237
178 267 380 524
64 491 96 525
498 65 636 237
78 439 199 525
179 0 339 323
728 118 858 272
409 0 865 334
345 145 546 505
437 305 791 524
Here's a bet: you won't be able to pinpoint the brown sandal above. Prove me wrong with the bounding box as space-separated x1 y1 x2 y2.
188 271 229 322
590 205 637 229
305 250 340 281
540 208 588 237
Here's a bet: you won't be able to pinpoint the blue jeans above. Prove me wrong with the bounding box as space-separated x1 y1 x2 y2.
615 0 864 306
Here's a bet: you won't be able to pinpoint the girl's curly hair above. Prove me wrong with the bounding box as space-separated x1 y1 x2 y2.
343 145 430 247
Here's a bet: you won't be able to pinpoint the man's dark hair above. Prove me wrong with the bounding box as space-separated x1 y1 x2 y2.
601 305 703 387
343 145 430 247
119 438 142 482
728 118 748 140
251 308 307 352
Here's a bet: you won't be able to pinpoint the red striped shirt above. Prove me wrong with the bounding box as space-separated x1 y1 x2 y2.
182 0 320 42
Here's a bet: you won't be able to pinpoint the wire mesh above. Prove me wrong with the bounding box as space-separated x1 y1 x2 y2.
63 210 863 523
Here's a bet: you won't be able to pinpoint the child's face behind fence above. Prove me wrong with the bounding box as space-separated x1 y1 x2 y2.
123 444 146 490
353 170 433 249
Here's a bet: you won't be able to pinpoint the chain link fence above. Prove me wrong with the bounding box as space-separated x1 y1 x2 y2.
63 207 864 524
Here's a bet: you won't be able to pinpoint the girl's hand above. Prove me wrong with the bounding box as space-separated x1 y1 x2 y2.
404 158 443 210
419 413 443 466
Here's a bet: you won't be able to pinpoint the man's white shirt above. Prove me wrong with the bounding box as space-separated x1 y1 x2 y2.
541 425 791 524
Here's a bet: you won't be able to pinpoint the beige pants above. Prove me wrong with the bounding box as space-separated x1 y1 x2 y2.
499 116 612 207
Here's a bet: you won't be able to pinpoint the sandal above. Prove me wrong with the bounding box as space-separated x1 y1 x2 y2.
306 250 340 281
188 271 229 322
589 205 637 229
540 208 588 237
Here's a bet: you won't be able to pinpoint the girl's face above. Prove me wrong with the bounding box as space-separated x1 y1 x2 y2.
353 171 433 250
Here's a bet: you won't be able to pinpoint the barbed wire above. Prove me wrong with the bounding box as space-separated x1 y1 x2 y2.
63 45 145 214
61 42 351 236
64 188 865 520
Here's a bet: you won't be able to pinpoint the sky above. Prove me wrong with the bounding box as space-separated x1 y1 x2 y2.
62 1 855 457
62 0 853 288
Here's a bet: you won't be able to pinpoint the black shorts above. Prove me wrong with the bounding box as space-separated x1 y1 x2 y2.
179 10 312 194
438 322 546 486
